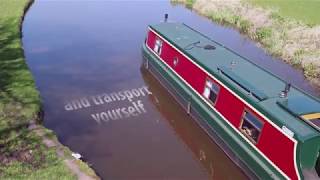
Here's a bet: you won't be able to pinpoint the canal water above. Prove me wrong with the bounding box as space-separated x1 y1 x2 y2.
22 1 319 179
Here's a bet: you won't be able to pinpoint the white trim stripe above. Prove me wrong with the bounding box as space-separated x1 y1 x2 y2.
147 27 300 180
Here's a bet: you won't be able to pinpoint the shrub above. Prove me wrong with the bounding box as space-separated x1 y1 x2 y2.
304 63 319 78
256 27 272 41
239 19 251 33
185 0 195 9
292 49 304 67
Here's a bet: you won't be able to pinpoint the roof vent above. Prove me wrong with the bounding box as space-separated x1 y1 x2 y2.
203 44 216 50
230 60 236 69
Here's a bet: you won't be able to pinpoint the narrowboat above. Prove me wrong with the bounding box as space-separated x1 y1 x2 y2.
141 17 320 180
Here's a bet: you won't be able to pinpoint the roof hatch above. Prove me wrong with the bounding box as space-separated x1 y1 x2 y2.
277 96 320 116
277 96 320 129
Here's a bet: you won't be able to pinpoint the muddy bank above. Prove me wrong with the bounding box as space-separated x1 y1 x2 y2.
172 0 320 91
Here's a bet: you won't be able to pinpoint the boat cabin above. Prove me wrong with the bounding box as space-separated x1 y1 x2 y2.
142 22 320 180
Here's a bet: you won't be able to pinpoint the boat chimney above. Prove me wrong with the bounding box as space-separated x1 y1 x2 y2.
164 14 168 22
280 82 291 98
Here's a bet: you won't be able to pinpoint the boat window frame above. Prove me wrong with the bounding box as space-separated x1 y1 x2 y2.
154 37 163 55
202 78 220 106
239 109 264 144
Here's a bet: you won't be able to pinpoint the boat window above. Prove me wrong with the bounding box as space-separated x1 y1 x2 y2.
154 38 163 55
203 79 220 105
240 111 263 144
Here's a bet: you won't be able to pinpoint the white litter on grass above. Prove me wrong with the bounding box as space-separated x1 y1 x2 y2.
71 153 82 160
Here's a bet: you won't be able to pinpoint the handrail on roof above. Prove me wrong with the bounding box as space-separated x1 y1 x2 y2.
181 23 320 103
217 66 268 101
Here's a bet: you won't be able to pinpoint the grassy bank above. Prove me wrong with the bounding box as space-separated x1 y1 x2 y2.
250 0 320 26
171 0 320 89
0 0 97 179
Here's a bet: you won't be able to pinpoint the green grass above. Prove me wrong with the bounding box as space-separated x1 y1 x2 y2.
0 130 76 180
304 63 318 78
171 0 196 9
42 129 98 179
0 0 40 131
250 0 320 26
255 27 272 41
185 0 195 9
208 10 252 34
0 0 77 179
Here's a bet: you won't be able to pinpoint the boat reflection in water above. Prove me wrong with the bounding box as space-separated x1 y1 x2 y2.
140 67 247 180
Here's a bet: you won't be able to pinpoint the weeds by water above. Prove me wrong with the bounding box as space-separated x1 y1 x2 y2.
185 0 195 9
255 27 272 41
172 0 195 9
172 0 320 89
304 63 318 79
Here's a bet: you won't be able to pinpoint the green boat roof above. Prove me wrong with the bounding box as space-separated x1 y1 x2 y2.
150 23 320 140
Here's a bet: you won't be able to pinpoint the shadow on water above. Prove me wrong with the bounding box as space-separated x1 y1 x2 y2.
22 0 318 179
140 67 247 179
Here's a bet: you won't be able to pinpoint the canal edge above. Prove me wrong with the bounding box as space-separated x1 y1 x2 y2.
21 1 100 179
